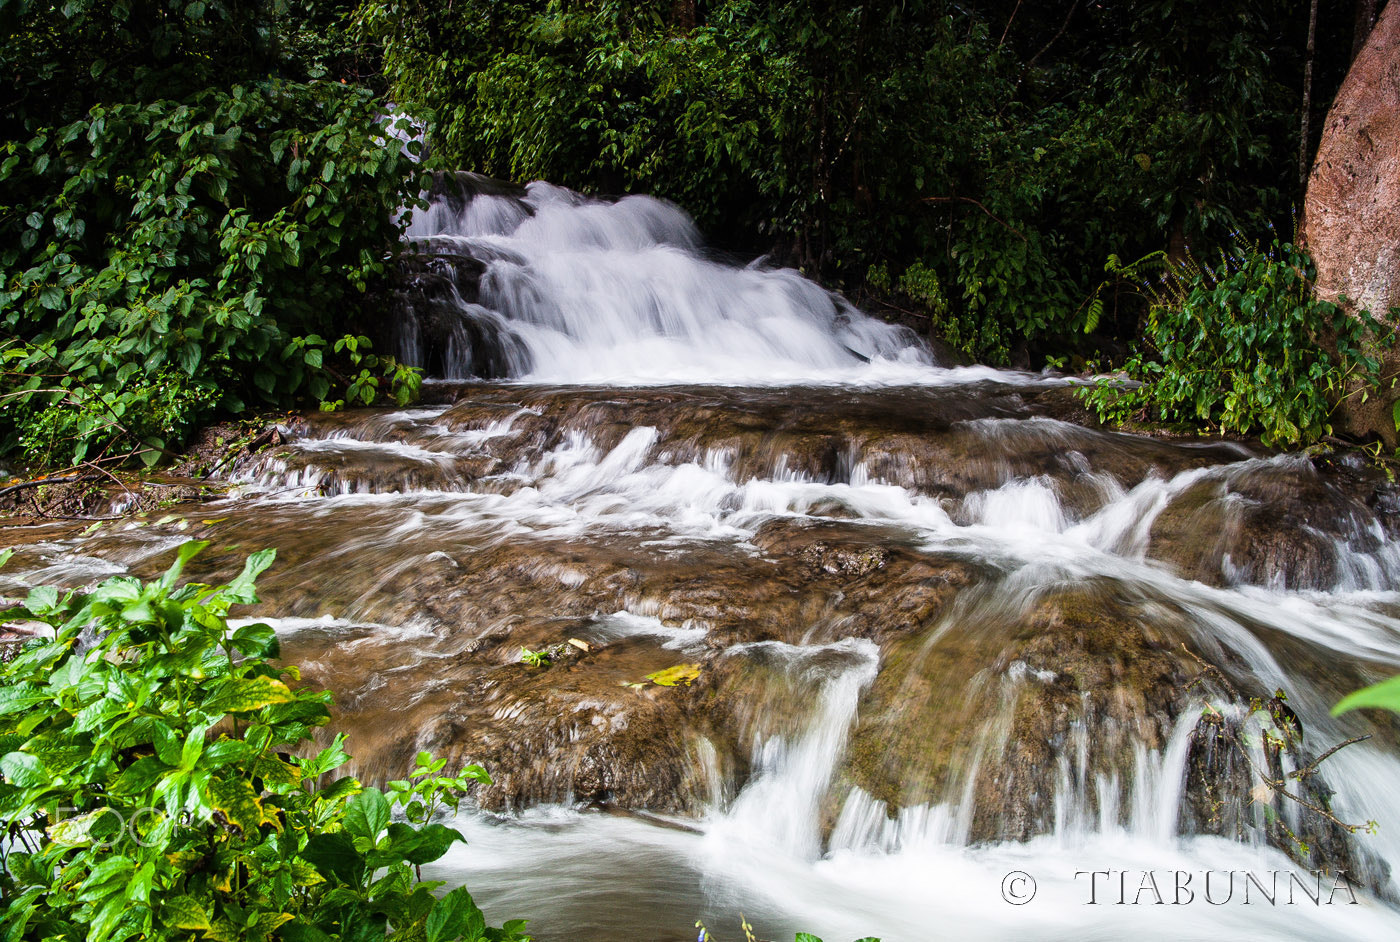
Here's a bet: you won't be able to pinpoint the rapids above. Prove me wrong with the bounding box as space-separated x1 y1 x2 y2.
6 178 1400 940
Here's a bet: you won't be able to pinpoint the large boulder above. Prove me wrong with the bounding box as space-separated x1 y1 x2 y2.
1301 0 1400 441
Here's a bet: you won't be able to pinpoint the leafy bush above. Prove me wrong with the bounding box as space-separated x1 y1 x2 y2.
1 1 426 466
1080 241 1390 447
0 543 528 942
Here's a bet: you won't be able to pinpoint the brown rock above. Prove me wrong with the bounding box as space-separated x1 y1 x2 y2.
1301 0 1400 441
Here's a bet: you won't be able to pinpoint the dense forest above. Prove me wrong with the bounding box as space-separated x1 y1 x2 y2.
0 0 1392 464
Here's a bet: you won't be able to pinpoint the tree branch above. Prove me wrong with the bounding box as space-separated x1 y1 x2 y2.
922 196 1028 242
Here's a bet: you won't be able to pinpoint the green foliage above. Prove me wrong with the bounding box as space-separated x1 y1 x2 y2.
0 542 528 942
363 0 1316 364
1 0 427 466
1333 676 1400 717
694 920 877 942
1080 241 1390 447
320 335 422 411
517 647 550 668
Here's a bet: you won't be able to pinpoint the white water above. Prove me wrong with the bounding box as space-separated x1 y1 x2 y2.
13 179 1400 941
231 181 1400 936
215 412 1400 938
401 178 1026 386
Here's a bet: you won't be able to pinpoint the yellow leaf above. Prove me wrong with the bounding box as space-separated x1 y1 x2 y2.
208 675 294 714
162 895 211 931
251 754 302 790
645 664 701 687
209 777 268 836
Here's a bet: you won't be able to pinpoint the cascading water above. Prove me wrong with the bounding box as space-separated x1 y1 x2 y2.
391 173 1006 386
7 179 1400 940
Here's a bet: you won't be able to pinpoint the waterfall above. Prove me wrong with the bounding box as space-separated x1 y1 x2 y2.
392 174 1005 386
11 175 1400 941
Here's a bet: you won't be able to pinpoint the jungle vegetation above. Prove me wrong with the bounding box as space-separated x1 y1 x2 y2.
0 0 1389 459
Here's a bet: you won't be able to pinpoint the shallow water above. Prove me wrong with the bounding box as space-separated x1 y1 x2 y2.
8 180 1400 941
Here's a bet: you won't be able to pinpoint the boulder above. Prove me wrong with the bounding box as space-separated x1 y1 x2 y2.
1301 0 1400 441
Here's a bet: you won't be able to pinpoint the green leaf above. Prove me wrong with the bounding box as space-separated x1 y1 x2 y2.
425 886 485 942
162 896 212 931
231 622 280 658
344 786 390 843
25 584 60 614
1333 675 1400 716
226 548 276 604
0 750 48 786
0 685 47 717
301 831 364 884
110 754 170 796
159 539 210 590
387 821 464 865
129 860 155 904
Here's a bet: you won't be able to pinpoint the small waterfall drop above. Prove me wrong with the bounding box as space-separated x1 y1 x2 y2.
392 174 968 385
11 172 1400 940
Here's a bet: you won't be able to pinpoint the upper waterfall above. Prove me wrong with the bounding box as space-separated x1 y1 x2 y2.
393 174 994 386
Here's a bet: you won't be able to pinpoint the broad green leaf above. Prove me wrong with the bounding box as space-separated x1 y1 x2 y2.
231 621 280 658
301 831 364 884
344 786 389 843
129 860 155 904
1 750 48 786
110 754 170 796
25 584 60 614
251 752 301 789
425 885 485 942
0 685 46 716
162 896 212 931
1333 675 1400 716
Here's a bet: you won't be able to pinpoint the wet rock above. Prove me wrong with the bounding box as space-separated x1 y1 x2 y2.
1300 0 1400 442
845 584 1194 841
1147 457 1389 590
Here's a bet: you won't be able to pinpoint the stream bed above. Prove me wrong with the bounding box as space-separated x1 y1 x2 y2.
6 178 1400 940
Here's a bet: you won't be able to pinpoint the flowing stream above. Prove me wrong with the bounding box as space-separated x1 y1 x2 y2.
8 177 1400 940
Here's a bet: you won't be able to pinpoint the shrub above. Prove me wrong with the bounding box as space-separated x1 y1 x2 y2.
0 543 528 942
1080 240 1390 447
1 1 427 467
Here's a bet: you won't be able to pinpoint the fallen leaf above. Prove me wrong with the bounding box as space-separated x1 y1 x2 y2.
645 663 701 687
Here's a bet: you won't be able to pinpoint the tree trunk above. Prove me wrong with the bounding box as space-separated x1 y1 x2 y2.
671 0 696 31
1353 0 1379 61
1299 0 1319 199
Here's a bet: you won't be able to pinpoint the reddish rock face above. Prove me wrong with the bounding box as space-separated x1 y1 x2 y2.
1302 0 1400 441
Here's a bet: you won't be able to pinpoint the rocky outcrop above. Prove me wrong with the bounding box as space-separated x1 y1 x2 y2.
1301 0 1400 441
